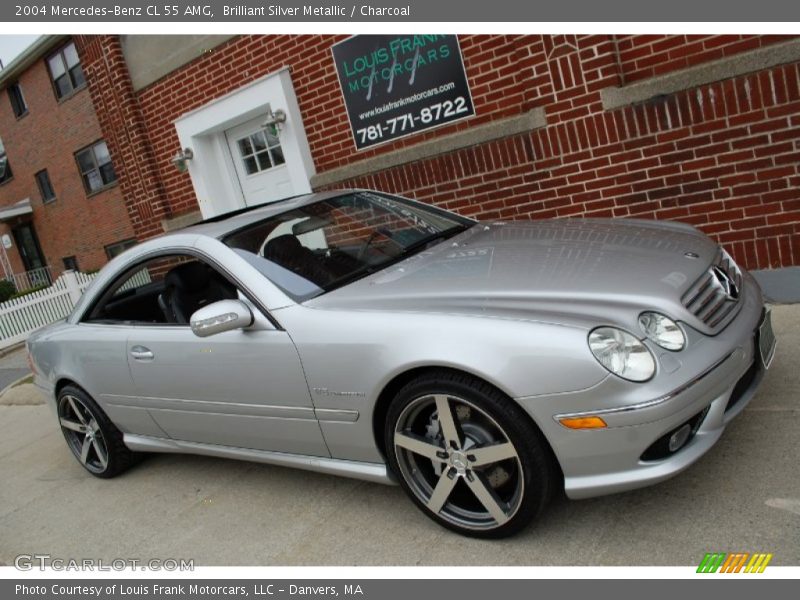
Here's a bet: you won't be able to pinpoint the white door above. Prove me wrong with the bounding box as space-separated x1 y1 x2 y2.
225 115 295 206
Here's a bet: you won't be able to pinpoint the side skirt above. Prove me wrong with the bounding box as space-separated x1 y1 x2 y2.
123 433 396 486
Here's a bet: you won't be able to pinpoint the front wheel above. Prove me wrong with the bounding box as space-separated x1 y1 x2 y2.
385 371 556 538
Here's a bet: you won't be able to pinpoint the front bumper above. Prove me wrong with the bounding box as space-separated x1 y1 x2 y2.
517 275 770 500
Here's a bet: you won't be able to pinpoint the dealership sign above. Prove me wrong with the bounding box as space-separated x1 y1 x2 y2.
332 35 475 150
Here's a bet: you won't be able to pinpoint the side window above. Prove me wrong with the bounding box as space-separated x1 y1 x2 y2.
36 169 56 203
85 254 238 326
62 256 79 271
8 83 27 118
75 140 117 194
0 136 12 185
104 238 138 259
47 41 85 100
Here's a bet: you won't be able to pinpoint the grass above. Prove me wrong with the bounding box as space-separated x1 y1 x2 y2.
11 375 33 389
0 374 42 406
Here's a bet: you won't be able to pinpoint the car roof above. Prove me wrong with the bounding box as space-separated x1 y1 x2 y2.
172 189 359 240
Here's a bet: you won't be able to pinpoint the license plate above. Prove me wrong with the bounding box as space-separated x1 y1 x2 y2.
758 308 777 369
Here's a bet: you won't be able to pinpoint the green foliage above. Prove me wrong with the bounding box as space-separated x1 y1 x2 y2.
0 280 16 303
8 284 49 300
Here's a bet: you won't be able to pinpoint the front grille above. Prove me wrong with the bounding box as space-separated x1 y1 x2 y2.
681 250 743 330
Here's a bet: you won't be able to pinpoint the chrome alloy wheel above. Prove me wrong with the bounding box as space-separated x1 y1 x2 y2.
58 394 109 474
393 394 524 531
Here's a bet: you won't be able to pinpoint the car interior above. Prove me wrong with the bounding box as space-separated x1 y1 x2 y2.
260 232 371 288
87 259 238 325
158 261 238 323
87 196 463 324
220 193 475 298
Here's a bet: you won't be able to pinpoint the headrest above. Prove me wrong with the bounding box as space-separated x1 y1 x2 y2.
164 261 211 293
264 234 302 259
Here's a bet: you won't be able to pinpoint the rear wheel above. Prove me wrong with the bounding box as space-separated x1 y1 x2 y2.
385 371 556 538
57 385 137 478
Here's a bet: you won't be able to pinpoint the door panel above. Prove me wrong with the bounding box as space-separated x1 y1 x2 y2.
126 326 330 457
225 115 294 206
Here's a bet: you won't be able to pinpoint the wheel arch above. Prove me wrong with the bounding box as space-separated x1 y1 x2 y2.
371 365 563 482
54 377 88 400
54 377 113 422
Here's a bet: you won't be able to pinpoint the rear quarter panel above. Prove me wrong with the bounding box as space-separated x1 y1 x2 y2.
26 321 149 433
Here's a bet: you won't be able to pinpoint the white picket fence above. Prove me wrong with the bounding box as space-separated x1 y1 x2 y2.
0 270 97 350
5 266 54 292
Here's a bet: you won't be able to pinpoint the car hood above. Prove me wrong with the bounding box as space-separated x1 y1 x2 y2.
306 219 722 331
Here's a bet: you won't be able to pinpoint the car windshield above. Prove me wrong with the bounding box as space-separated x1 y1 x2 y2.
223 191 473 301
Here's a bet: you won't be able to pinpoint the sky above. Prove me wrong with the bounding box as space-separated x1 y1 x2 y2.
0 35 41 69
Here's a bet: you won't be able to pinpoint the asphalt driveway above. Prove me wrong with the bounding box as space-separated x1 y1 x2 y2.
0 306 798 566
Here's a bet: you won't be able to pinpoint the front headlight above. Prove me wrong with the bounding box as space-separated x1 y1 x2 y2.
639 312 685 351
588 327 656 382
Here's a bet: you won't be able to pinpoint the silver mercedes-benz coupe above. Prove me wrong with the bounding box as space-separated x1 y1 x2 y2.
27 189 776 537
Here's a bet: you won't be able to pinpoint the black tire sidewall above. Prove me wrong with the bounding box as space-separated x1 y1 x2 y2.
57 385 135 479
385 371 555 539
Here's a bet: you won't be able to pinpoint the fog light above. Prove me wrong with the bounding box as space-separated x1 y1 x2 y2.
641 409 708 461
668 423 692 452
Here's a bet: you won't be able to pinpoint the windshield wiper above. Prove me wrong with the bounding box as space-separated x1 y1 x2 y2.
392 224 470 261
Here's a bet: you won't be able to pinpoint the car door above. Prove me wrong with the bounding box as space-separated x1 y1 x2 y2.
119 253 329 457
74 258 177 439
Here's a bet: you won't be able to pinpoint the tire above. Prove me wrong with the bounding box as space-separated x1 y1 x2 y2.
385 370 556 538
56 385 138 479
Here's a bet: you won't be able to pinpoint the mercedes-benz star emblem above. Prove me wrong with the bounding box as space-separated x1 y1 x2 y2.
712 266 739 300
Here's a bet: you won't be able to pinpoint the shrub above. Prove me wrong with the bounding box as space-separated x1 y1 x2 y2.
9 283 50 300
0 280 16 303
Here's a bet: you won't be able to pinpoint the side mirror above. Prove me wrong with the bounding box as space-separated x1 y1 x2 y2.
190 299 253 338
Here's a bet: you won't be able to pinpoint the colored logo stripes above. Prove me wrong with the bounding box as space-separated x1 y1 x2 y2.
697 552 773 573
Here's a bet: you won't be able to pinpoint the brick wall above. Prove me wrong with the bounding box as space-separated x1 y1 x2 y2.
0 43 135 279
77 34 800 270
83 35 536 220
615 35 795 84
77 35 171 240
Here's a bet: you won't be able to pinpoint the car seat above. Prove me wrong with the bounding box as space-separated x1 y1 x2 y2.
263 234 332 287
159 261 237 324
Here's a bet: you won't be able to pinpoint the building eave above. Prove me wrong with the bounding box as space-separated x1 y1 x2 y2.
0 198 33 222
0 35 70 89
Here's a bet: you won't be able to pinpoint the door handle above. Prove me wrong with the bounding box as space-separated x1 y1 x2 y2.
130 345 154 361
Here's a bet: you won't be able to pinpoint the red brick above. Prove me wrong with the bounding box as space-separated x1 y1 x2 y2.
51 33 800 272
0 38 135 278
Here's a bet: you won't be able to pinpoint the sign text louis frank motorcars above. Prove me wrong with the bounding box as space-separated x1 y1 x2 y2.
332 35 475 150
